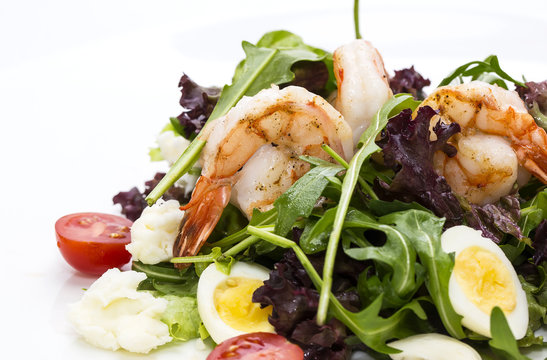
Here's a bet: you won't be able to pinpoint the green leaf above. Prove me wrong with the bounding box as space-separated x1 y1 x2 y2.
380 210 465 338
300 206 338 254
132 261 192 283
342 209 418 299
273 162 344 236
519 189 547 237
209 31 329 121
489 307 532 360
438 55 525 88
517 276 546 347
161 296 201 342
332 295 430 354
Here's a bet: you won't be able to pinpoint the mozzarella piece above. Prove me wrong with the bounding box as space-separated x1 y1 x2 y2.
69 269 171 353
126 199 183 264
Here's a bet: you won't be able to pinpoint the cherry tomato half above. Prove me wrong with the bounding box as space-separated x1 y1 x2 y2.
55 212 133 275
207 332 304 360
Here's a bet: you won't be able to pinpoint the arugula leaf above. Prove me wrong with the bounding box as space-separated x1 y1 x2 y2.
342 209 419 300
520 189 547 238
274 162 344 236
132 261 192 283
380 210 465 339
300 206 338 254
489 307 532 360
210 30 330 120
438 55 525 88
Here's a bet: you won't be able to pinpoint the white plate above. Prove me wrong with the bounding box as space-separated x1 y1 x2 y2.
1 0 546 358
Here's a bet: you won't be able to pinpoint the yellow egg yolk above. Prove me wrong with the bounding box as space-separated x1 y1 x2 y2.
453 245 516 314
214 277 274 333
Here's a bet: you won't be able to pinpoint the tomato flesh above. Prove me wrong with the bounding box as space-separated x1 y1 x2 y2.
55 212 133 275
207 332 303 360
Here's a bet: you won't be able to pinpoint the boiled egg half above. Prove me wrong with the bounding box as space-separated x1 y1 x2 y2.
388 333 481 359
441 225 528 339
197 261 275 343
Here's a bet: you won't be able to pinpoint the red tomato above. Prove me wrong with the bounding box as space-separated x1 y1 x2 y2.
207 332 304 360
55 212 133 275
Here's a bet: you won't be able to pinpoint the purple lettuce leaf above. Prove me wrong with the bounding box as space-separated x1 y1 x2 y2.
532 220 547 265
389 66 431 100
465 195 523 244
113 172 191 221
175 74 221 139
375 106 464 227
280 61 330 97
252 250 362 359
516 80 547 113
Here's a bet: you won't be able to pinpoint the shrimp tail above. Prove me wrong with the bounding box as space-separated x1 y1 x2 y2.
173 176 231 269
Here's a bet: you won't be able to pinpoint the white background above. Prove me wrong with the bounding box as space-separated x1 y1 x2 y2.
0 0 546 358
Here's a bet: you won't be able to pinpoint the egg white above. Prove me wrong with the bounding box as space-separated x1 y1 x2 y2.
197 261 273 344
441 225 528 339
388 333 481 360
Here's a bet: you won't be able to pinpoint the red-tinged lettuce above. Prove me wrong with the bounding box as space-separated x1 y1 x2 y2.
282 61 331 97
389 66 431 100
175 74 221 139
465 195 523 244
113 172 190 221
375 106 464 227
532 220 547 265
516 80 547 130
516 81 547 112
252 250 362 360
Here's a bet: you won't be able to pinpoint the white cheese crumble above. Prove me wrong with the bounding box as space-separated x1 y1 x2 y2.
69 269 171 353
126 199 184 264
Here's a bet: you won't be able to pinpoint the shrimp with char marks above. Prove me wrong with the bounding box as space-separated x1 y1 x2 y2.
418 81 547 205
173 85 353 267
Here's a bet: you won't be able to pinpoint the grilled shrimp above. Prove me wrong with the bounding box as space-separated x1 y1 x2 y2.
173 86 353 265
420 81 547 204
333 39 393 146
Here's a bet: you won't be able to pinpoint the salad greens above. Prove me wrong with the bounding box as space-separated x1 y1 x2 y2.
115 3 547 357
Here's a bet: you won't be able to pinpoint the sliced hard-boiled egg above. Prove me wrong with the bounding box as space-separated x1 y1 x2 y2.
441 225 528 339
197 261 275 344
388 333 481 359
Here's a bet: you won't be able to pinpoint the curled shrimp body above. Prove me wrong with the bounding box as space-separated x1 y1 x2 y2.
333 39 393 146
173 86 353 264
420 81 547 204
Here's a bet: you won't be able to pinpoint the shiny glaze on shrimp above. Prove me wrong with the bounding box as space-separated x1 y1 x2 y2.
173 86 353 266
420 81 547 204
333 39 393 146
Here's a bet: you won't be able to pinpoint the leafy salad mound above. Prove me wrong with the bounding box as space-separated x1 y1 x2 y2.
113 27 547 360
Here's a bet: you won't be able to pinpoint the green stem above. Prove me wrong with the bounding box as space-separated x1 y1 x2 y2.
170 251 220 263
354 0 362 39
321 144 378 200
146 139 206 205
223 235 260 257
